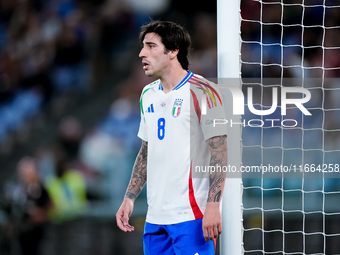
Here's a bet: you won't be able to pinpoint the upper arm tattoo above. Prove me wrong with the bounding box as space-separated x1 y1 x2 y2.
125 140 148 201
207 135 227 202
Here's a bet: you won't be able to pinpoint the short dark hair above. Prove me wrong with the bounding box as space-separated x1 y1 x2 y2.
139 20 191 70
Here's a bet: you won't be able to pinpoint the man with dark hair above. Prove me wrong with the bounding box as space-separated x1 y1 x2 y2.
139 20 191 70
116 20 227 255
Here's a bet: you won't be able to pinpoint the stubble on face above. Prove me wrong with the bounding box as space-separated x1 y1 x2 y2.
140 33 170 78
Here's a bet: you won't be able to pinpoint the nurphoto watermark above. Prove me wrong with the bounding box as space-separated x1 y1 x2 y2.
190 78 340 179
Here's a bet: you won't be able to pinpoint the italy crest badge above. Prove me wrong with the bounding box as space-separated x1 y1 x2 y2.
172 99 183 117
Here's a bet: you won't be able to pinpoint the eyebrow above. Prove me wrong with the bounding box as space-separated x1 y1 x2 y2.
144 41 157 46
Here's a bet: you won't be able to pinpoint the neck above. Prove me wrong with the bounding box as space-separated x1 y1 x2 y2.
160 66 188 93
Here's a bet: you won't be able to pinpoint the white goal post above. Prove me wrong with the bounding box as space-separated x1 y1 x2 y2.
218 0 340 255
217 0 244 254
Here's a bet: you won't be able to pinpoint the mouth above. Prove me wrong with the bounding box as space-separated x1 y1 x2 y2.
142 61 150 70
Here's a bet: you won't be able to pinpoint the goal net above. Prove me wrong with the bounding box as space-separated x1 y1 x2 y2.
240 0 340 254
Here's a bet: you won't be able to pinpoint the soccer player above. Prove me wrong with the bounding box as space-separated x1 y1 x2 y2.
116 20 228 255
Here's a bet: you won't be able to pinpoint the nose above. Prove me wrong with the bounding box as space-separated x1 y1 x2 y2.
139 46 146 58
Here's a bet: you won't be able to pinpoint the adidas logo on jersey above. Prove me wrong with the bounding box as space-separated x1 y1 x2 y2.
147 103 154 113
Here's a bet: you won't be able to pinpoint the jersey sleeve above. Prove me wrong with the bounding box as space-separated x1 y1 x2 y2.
137 89 148 141
137 111 148 141
190 77 228 141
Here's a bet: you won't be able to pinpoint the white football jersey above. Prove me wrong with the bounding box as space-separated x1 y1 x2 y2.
138 71 227 224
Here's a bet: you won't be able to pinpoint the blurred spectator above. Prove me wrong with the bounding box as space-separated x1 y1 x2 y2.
1 156 51 255
0 51 21 103
45 159 88 223
55 116 100 201
97 1 136 71
57 116 84 162
52 21 90 93
20 44 54 106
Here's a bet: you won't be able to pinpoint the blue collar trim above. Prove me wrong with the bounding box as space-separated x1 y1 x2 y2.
159 71 193 91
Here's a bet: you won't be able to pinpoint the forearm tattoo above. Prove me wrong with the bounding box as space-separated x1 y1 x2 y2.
125 141 148 201
207 135 227 202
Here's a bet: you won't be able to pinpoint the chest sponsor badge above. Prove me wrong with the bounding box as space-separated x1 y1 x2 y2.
172 99 183 117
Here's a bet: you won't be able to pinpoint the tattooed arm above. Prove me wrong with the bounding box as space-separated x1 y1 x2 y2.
116 140 148 232
202 135 227 241
207 135 227 202
125 140 148 201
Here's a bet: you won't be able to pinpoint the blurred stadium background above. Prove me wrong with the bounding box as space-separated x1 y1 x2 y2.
0 0 218 254
0 0 339 254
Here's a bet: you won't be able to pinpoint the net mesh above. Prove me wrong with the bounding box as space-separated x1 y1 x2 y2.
240 0 340 254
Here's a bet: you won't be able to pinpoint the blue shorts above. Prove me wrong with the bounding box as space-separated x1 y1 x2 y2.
143 218 215 255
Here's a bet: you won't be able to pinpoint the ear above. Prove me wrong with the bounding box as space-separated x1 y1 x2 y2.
168 49 179 60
